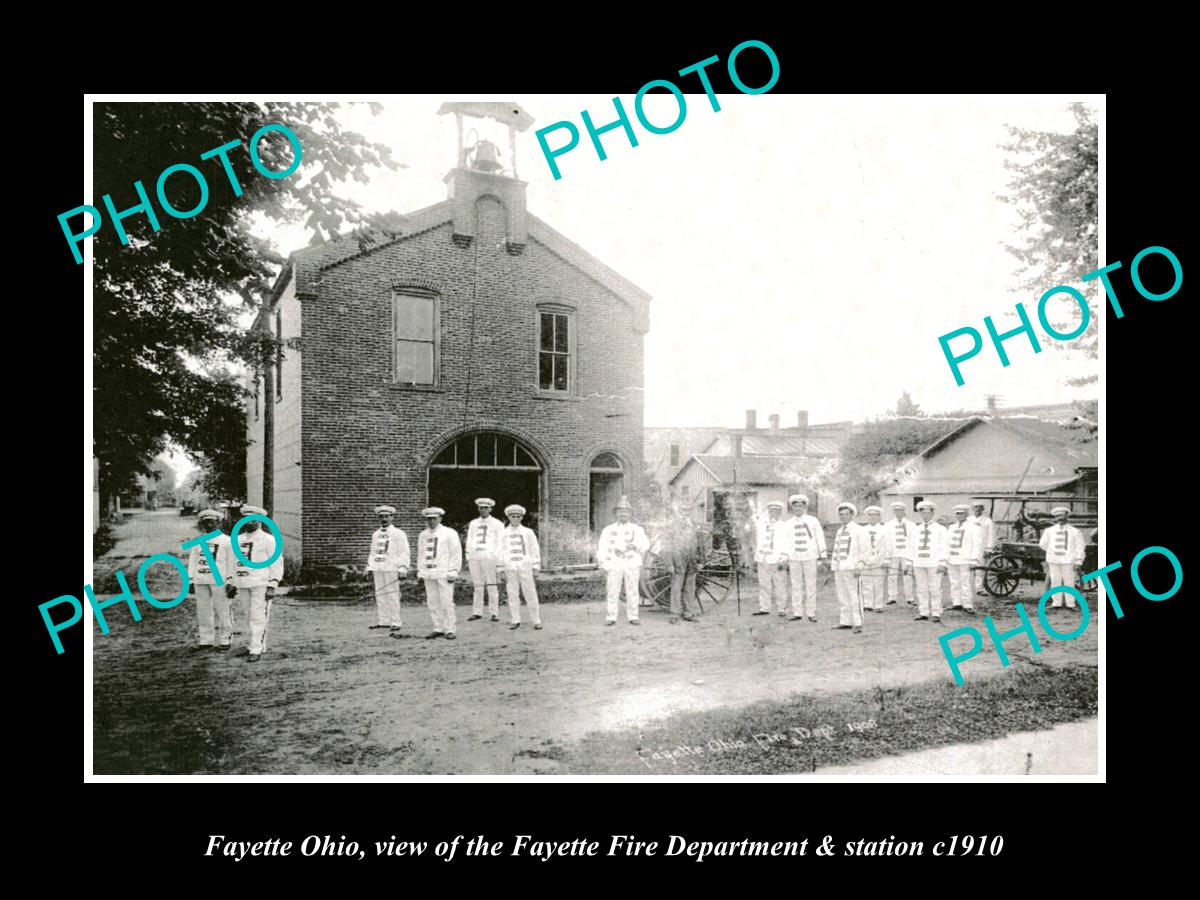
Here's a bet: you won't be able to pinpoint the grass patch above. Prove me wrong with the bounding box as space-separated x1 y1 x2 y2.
567 663 1097 774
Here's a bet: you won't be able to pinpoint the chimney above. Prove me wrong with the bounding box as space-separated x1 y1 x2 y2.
986 395 998 415
731 435 743 458
797 410 809 432
769 414 780 433
745 409 757 431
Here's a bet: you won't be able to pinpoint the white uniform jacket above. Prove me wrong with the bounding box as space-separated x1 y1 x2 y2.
882 518 919 562
911 520 949 569
187 533 232 586
754 516 789 565
503 525 542 572
465 516 506 562
781 514 826 562
416 525 463 580
1039 523 1086 566
859 522 888 567
969 514 996 552
231 529 284 587
366 525 411 573
830 521 867 572
946 521 982 565
597 522 650 571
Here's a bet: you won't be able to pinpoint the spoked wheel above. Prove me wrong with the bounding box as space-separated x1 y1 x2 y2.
984 555 1021 598
639 553 674 612
695 547 736 608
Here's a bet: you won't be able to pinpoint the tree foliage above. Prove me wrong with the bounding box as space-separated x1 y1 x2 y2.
92 102 402 506
835 418 964 503
893 391 924 417
998 103 1099 361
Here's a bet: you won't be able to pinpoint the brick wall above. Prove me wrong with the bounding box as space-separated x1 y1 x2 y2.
300 193 645 567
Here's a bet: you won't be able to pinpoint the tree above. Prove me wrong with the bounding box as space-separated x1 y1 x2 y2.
91 102 403 511
893 391 924 417
998 103 1099 370
835 418 963 503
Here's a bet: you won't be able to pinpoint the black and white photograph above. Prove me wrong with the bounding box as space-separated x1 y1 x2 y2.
83 91 1103 778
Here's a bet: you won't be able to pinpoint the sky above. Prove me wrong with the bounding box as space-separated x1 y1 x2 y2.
251 94 1101 431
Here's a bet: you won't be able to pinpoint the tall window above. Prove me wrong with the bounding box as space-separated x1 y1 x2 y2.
538 311 571 392
669 443 680 466
394 291 438 385
275 309 283 400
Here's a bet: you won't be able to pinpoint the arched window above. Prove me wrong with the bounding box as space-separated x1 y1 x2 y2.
431 432 541 469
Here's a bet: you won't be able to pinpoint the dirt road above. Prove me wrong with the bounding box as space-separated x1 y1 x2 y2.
92 510 1098 775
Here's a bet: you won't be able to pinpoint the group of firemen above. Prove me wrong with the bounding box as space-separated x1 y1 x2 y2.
183 492 1087 659
753 494 1087 634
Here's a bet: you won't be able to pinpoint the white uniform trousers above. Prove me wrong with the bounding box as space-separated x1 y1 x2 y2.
756 563 789 614
246 586 272 655
506 569 541 624
913 568 943 618
834 570 863 627
469 559 501 617
195 583 231 646
974 567 986 595
372 570 403 627
888 558 914 604
947 563 975 610
1047 563 1078 607
605 567 640 622
424 578 456 634
860 566 885 610
787 559 819 618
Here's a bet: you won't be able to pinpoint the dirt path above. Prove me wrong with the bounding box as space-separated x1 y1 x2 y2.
92 511 1099 775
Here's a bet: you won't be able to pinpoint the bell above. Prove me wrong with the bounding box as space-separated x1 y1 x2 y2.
471 139 502 172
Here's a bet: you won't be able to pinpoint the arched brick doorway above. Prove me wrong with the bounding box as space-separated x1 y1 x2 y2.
428 431 543 536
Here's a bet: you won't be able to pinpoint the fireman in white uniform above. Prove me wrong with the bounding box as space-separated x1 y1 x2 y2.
859 506 888 613
830 502 866 633
911 500 948 623
753 501 789 617
598 496 650 626
1039 506 1086 609
466 498 505 622
503 504 543 629
970 500 996 596
783 494 825 622
946 503 982 613
187 509 233 650
416 507 462 639
228 505 284 662
365 505 410 633
884 501 918 606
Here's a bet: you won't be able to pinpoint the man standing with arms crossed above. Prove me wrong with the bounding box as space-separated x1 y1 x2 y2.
883 501 918 606
365 504 409 634
228 505 284 662
1039 505 1086 610
187 509 233 651
417 507 462 640
465 498 505 623
911 500 948 624
782 493 824 623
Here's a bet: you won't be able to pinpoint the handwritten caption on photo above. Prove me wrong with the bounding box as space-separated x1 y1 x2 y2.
636 718 877 770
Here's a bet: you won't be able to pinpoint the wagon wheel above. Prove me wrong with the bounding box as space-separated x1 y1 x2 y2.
695 546 736 608
984 555 1021 597
639 553 674 612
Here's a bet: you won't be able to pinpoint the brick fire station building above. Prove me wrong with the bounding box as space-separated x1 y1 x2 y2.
246 105 650 571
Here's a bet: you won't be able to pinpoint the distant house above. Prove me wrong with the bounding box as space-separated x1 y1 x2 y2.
881 417 1098 520
122 457 178 510
667 409 849 526
644 427 722 501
